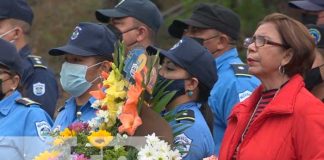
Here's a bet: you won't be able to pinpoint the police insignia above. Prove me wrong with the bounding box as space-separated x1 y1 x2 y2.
309 28 321 45
33 82 45 96
71 26 82 40
35 121 51 141
174 133 192 158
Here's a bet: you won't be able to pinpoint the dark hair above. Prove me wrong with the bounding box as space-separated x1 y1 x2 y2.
0 64 23 92
197 82 213 134
259 13 315 77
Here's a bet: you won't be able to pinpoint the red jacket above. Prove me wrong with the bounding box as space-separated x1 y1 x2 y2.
219 74 324 160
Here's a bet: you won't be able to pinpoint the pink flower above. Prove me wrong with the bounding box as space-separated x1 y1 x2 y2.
72 154 90 160
68 122 90 133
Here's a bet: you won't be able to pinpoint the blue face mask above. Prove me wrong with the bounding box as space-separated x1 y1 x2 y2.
60 62 101 97
156 75 186 99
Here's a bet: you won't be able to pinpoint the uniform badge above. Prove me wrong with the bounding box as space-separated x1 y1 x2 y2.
239 90 252 102
309 28 321 45
33 82 45 96
71 26 82 40
35 121 51 141
174 133 192 158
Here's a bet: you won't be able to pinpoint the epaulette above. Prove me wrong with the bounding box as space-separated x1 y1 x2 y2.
28 55 47 69
57 106 65 112
176 110 195 123
16 97 40 106
231 64 252 77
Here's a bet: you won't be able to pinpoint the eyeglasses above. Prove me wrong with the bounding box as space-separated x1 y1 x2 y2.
184 26 220 42
243 36 289 49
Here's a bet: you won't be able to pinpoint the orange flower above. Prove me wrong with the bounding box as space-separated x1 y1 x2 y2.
101 71 109 80
118 113 142 136
118 72 143 135
90 89 106 100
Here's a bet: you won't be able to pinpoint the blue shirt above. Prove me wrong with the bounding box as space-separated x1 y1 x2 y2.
53 97 97 130
164 102 215 160
0 91 53 159
19 45 59 118
208 48 260 154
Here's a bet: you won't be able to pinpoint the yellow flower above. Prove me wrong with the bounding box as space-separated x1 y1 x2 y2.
59 128 76 138
53 137 64 146
34 151 60 160
87 130 113 149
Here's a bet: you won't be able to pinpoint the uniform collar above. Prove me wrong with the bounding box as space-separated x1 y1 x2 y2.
229 74 304 118
64 96 98 112
174 101 200 113
19 44 32 58
215 48 239 69
0 91 21 116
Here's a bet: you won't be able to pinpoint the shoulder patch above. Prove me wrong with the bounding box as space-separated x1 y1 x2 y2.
16 97 40 106
231 64 252 77
35 121 51 141
28 55 47 69
174 133 192 158
33 82 46 96
176 110 195 123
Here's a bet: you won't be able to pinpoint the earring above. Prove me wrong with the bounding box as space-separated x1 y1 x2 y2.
279 65 285 75
187 90 193 97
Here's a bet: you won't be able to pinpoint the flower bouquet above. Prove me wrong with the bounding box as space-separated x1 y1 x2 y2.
34 42 181 160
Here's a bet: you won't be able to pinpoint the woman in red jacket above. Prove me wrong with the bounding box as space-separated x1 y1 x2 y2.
219 13 324 160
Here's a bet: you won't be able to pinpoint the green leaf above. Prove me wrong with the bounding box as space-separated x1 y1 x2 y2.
152 91 176 113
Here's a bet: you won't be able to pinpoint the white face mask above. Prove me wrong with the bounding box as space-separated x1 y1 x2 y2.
0 27 17 43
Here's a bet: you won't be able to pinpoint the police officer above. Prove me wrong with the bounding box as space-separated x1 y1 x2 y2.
289 0 324 25
305 24 324 102
95 0 163 51
49 22 118 130
0 38 53 160
147 36 217 159
168 3 260 154
0 0 58 118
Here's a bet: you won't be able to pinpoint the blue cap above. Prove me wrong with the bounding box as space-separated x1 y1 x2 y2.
95 0 163 33
0 39 23 76
147 36 218 91
0 0 33 25
289 0 324 12
49 22 117 61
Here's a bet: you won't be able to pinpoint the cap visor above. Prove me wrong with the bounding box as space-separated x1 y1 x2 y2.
288 1 324 11
49 44 97 57
95 9 128 22
168 19 211 39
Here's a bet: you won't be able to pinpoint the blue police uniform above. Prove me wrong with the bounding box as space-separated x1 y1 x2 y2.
163 102 215 160
208 48 260 154
0 90 53 159
53 97 97 130
19 45 58 118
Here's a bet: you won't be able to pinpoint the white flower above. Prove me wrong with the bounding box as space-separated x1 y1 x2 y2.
168 149 182 160
96 110 110 123
88 117 100 129
138 133 181 160
91 100 101 109
138 145 154 160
